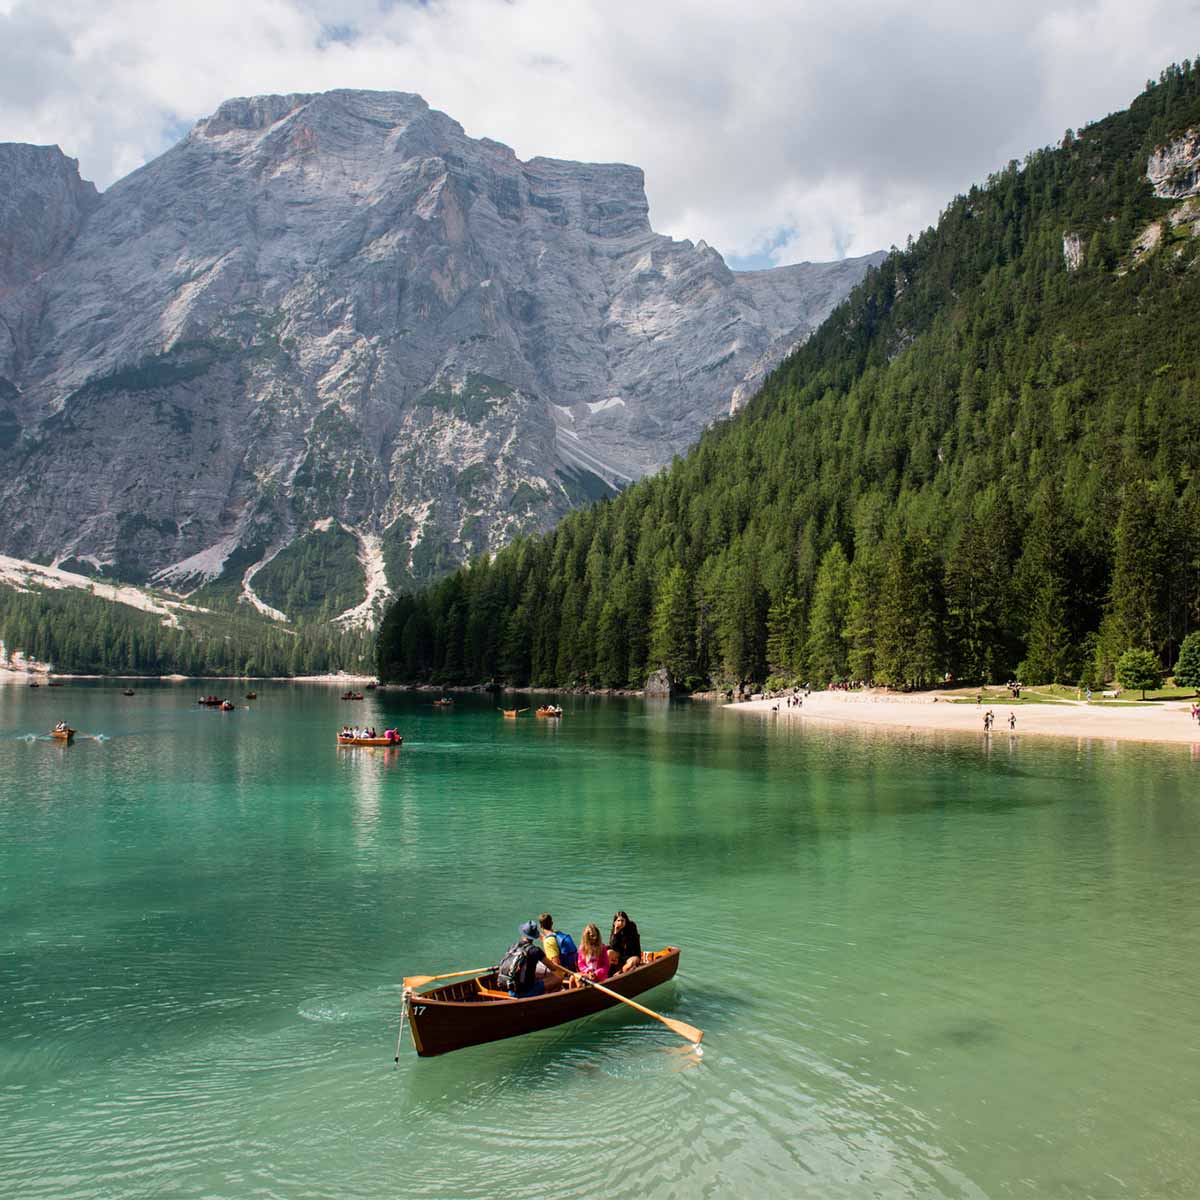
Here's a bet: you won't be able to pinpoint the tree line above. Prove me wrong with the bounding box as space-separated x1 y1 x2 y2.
0 586 372 677
378 63 1200 692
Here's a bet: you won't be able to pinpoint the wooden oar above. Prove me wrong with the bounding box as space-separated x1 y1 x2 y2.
403 967 491 989
557 965 703 1045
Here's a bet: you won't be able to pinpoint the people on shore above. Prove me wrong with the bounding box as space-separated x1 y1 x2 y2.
497 921 550 998
608 910 642 976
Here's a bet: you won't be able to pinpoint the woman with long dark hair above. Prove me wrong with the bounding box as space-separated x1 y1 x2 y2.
608 910 642 976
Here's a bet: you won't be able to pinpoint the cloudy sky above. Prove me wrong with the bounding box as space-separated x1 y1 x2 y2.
0 0 1196 266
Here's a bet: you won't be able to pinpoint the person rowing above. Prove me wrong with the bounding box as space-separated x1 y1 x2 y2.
496 920 562 997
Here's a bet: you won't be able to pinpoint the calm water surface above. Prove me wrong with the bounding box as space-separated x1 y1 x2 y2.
1 683 1198 1199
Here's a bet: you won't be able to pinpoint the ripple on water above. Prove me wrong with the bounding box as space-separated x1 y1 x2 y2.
299 1003 352 1023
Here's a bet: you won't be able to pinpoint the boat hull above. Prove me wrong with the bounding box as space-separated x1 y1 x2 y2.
405 948 680 1057
337 736 402 747
50 729 75 742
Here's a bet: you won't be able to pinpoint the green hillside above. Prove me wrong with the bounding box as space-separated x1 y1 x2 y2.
378 62 1200 691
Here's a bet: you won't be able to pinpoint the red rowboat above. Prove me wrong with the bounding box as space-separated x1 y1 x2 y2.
403 947 681 1057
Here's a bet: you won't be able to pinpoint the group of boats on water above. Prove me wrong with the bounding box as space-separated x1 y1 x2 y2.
35 685 566 753
337 699 564 746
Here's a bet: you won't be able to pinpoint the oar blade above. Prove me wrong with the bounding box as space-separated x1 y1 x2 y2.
664 1016 704 1044
403 974 434 988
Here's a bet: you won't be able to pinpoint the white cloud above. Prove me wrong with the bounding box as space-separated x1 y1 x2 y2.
0 0 1196 264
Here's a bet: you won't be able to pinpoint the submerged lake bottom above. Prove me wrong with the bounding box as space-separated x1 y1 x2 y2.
1 682 1198 1199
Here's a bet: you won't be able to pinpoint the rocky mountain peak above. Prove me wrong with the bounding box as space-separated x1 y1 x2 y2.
0 89 882 623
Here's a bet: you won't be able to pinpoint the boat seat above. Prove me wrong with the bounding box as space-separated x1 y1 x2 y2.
475 979 511 999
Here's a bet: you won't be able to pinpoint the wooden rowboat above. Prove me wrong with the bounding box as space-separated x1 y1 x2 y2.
432 698 454 707
50 728 76 742
403 947 681 1057
337 735 403 747
500 707 528 719
535 706 562 718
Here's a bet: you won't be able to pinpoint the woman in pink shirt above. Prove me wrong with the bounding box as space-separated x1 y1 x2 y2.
576 923 609 981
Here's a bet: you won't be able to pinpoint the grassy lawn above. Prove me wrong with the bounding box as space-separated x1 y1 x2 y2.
946 682 1198 706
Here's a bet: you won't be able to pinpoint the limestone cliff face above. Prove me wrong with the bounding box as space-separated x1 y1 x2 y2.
0 144 99 385
1147 128 1200 199
0 91 881 615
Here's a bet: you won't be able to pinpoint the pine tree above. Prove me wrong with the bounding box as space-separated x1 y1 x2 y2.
844 548 882 682
1173 631 1200 688
649 564 696 684
1108 480 1169 655
805 545 851 684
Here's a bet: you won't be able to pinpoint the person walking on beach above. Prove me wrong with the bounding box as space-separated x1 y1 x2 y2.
1009 712 1016 731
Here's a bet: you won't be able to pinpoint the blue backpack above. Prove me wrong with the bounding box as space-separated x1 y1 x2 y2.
554 930 578 972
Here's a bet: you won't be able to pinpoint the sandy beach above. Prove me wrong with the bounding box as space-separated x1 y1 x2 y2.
731 690 1200 747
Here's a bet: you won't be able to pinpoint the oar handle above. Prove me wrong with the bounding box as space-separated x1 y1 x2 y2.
403 966 491 989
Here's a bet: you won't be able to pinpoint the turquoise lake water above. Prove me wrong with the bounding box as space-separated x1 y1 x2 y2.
1 682 1198 1199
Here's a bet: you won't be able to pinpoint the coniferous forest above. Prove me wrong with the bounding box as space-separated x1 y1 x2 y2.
0 587 372 677
378 63 1200 691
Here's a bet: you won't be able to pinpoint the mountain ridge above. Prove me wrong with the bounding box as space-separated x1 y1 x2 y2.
0 89 881 625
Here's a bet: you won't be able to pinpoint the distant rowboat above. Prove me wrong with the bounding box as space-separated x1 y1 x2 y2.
432 698 454 708
536 706 563 718
50 728 75 742
500 708 528 719
337 734 403 747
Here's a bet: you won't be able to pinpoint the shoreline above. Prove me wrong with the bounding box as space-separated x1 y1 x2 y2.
0 669 378 685
729 691 1200 747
